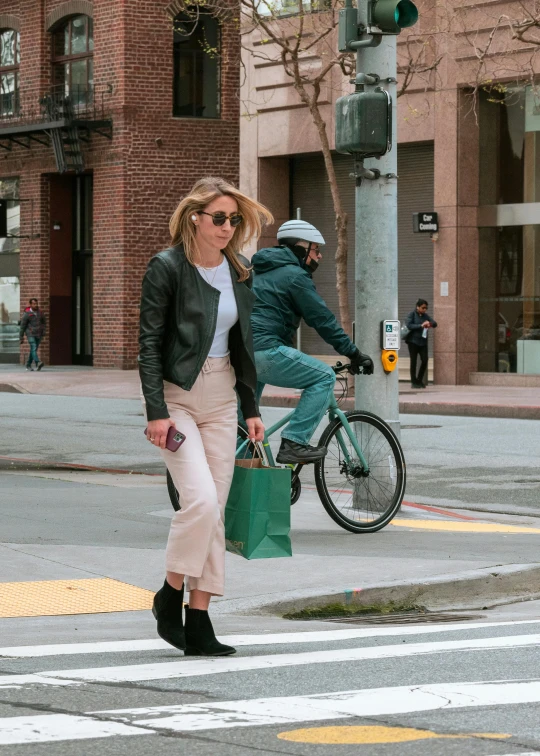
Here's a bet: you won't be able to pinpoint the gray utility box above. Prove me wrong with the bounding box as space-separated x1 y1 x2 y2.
335 89 391 158
517 340 540 374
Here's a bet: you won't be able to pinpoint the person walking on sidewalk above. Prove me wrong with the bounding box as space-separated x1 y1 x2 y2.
139 177 271 657
19 298 46 371
248 220 374 465
405 298 437 388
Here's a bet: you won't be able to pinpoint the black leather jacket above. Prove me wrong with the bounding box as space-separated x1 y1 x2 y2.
139 245 259 422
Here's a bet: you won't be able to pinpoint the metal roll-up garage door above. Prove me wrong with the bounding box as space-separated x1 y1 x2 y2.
291 143 434 355
396 143 435 354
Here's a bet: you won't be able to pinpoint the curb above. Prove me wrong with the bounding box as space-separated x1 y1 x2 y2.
260 395 540 420
400 401 540 421
261 395 354 410
219 563 540 617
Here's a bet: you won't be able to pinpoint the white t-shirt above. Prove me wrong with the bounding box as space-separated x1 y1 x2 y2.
196 257 239 357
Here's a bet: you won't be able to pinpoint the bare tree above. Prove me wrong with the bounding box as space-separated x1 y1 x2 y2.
167 0 442 334
454 0 540 110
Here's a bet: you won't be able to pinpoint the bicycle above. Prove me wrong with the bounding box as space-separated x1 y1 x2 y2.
167 361 406 533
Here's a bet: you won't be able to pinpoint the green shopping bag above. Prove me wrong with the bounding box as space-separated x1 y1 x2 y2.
225 458 292 559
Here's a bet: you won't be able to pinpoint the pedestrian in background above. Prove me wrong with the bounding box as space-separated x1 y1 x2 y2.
19 298 46 371
139 177 271 657
405 298 437 388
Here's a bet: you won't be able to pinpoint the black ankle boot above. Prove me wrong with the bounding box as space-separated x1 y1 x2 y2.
184 607 236 656
152 579 185 650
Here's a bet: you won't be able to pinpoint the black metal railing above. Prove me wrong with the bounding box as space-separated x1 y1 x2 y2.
0 84 112 130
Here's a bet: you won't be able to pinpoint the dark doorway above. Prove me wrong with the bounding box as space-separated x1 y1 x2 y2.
49 173 93 365
72 175 93 365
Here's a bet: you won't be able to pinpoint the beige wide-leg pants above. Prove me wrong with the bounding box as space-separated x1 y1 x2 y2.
157 357 238 597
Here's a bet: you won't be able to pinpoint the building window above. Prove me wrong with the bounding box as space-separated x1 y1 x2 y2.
0 29 20 117
173 11 220 119
478 86 540 374
52 15 93 108
256 0 329 17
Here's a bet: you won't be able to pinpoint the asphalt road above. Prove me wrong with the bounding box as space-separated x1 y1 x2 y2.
1 394 540 515
2 393 540 754
2 619 540 754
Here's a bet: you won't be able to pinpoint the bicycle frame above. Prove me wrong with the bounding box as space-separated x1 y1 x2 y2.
237 394 370 472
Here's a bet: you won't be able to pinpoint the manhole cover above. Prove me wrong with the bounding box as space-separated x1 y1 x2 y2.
325 612 484 625
401 425 442 430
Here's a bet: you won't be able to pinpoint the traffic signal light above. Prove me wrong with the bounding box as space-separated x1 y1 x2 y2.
370 0 418 34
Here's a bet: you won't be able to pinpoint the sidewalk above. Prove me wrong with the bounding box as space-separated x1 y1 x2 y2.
1 365 540 419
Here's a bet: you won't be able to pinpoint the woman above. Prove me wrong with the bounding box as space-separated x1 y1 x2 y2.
139 177 272 656
405 298 437 389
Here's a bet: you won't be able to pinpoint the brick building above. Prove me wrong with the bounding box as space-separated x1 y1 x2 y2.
0 0 239 366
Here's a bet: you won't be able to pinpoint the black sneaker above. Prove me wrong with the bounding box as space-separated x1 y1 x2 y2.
37 362 44 371
276 439 327 464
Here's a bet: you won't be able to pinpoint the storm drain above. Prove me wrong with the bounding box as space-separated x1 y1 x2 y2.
324 612 484 625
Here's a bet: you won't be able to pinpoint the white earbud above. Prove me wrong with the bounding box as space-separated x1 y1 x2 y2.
191 215 197 222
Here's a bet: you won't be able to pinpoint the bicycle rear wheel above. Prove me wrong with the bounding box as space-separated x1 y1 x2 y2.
314 411 406 533
167 469 180 512
167 424 271 512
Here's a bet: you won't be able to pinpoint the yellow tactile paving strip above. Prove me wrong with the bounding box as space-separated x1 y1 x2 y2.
0 578 154 618
391 519 540 534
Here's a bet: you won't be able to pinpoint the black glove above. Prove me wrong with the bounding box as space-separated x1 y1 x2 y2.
350 349 374 375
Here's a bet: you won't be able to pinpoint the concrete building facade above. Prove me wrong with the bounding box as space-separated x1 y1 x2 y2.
240 0 540 384
0 0 240 367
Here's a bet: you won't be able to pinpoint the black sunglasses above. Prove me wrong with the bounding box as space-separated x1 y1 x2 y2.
198 211 243 227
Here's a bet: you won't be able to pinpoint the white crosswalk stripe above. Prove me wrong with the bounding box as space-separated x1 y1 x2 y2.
2 632 540 689
1 619 539 658
2 679 540 745
1 621 540 746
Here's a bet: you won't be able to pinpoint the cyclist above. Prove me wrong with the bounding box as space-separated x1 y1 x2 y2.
249 219 374 465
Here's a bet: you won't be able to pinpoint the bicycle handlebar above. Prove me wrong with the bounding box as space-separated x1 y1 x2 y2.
332 361 353 375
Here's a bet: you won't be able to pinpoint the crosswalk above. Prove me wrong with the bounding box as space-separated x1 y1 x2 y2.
1 619 540 749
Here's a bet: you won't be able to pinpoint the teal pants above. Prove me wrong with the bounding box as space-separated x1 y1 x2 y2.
249 346 336 446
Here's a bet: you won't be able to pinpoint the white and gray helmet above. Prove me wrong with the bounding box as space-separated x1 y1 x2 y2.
277 220 326 246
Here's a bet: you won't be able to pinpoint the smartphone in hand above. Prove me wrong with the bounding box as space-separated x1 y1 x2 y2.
144 426 186 452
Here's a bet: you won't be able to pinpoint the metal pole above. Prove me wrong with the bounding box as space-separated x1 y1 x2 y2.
353 19 400 436
296 206 302 351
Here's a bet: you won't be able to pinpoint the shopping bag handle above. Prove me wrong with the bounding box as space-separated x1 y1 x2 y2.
238 438 264 468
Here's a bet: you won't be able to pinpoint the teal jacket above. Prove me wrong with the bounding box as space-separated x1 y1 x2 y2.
250 245 357 357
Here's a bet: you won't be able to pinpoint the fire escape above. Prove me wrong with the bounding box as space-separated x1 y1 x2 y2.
0 84 112 173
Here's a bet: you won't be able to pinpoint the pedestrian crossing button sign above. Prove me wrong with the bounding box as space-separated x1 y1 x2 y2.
381 320 401 350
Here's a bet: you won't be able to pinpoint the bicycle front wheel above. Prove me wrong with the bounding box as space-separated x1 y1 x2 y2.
314 411 406 533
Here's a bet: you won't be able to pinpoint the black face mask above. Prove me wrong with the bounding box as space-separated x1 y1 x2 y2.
286 243 318 274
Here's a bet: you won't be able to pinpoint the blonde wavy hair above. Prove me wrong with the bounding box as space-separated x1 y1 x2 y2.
169 177 274 282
